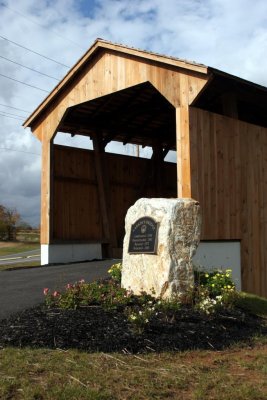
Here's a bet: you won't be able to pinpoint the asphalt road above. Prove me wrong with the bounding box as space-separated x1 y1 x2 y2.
0 259 118 320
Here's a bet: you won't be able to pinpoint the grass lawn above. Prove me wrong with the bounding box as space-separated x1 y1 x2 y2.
0 342 267 400
0 261 40 271
0 242 39 256
0 293 267 399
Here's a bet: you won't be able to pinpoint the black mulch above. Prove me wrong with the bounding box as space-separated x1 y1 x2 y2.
0 304 266 353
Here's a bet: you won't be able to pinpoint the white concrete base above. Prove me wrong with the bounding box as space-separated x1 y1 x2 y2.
41 243 102 265
193 241 241 290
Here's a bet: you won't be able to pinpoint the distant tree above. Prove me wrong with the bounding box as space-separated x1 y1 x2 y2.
0 206 6 239
16 220 32 230
0 204 21 241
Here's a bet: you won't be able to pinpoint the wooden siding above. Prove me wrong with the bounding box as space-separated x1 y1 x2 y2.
52 145 101 241
31 51 208 141
52 145 177 248
190 107 267 297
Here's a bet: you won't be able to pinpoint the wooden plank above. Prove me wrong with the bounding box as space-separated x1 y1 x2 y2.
262 124 267 296
209 112 217 238
232 119 241 238
202 109 211 237
240 121 250 293
223 117 230 238
251 127 261 295
54 176 97 186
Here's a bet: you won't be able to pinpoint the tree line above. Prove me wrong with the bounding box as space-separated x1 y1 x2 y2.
0 204 32 241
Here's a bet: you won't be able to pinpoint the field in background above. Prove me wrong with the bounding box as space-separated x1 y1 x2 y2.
0 237 40 270
0 242 39 256
0 229 40 257
16 229 40 243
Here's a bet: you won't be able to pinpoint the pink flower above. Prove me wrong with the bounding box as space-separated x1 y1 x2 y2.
53 291 60 297
66 283 73 290
79 279 85 284
43 288 49 296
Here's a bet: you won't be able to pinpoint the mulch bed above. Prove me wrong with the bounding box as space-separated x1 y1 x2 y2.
0 304 266 353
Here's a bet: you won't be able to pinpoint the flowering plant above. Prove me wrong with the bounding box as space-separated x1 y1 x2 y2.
43 287 61 307
126 301 156 334
203 269 235 297
108 262 122 282
43 278 135 310
193 268 239 314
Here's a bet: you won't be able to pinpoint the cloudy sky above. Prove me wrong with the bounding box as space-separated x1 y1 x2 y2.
1 0 267 226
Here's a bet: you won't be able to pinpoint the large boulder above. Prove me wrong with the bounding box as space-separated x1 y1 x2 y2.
121 198 201 299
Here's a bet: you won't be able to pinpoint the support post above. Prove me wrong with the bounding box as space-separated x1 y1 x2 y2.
176 106 192 198
92 133 118 257
152 144 164 196
40 137 52 245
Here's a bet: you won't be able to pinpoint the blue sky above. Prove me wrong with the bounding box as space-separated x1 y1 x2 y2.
0 0 267 226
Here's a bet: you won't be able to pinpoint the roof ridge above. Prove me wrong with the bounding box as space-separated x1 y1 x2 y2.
95 38 207 69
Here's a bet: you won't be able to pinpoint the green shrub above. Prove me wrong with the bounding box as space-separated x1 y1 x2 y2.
108 262 122 282
126 302 156 334
193 268 239 314
43 265 240 331
43 279 134 310
125 296 182 334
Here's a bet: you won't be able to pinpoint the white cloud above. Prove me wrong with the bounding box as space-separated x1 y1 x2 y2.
0 0 267 225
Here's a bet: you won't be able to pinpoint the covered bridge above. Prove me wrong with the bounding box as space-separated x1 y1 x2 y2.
24 39 267 298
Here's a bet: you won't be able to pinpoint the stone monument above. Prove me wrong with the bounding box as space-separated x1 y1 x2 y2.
121 198 201 300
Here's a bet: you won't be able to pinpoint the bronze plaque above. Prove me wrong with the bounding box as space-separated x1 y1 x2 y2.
128 217 158 254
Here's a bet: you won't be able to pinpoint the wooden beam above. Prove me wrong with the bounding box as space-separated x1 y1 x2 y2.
40 138 52 244
152 144 164 195
102 133 117 147
176 106 192 198
92 133 118 256
62 113 174 137
60 121 175 150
